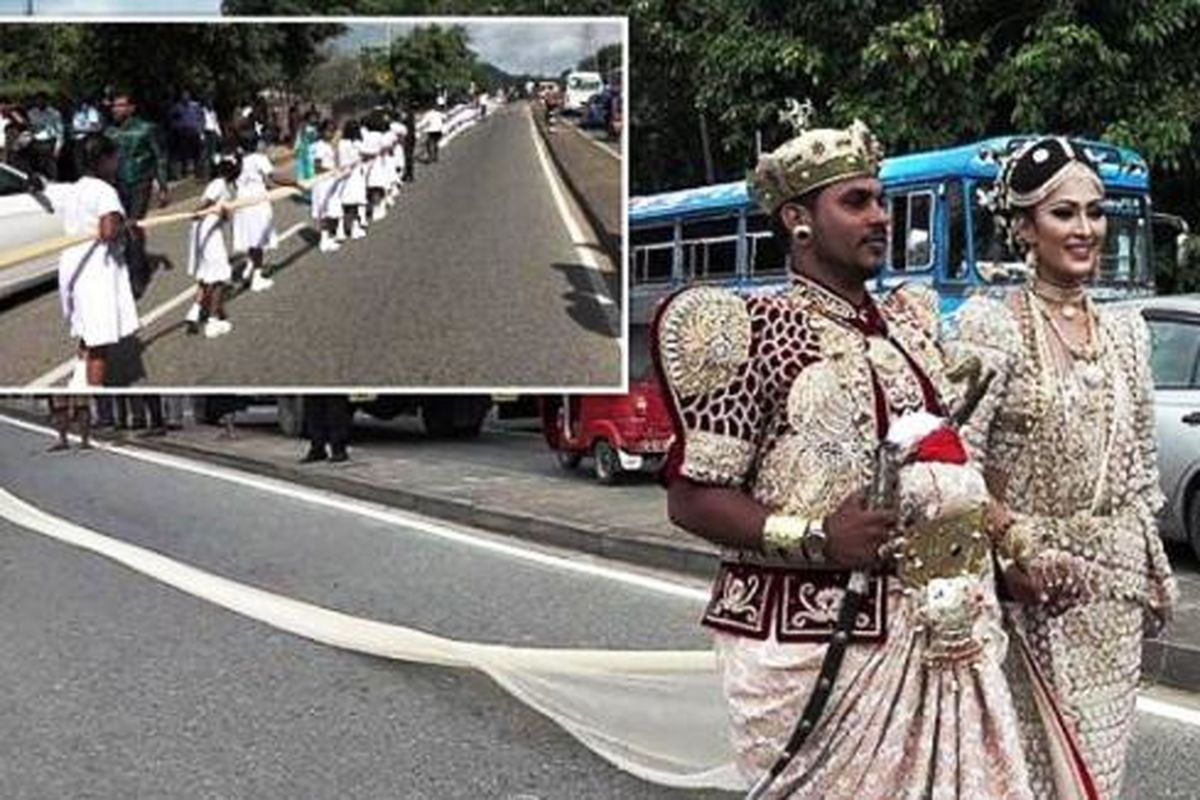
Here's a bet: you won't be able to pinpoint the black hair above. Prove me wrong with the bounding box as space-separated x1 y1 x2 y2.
79 132 118 177
769 187 823 249
319 119 336 137
342 119 361 140
364 111 388 133
214 148 241 182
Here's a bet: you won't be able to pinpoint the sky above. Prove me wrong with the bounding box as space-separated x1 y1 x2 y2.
0 4 622 76
340 21 623 76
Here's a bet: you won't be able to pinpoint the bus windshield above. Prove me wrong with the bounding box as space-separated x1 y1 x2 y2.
970 183 1153 288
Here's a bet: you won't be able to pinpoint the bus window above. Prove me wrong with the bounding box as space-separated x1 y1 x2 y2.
746 212 787 279
946 182 967 280
888 191 934 272
1100 196 1151 285
971 182 1022 281
681 217 739 281
631 224 674 285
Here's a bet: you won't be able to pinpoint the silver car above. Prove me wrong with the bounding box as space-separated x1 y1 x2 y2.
0 161 71 298
1124 295 1200 554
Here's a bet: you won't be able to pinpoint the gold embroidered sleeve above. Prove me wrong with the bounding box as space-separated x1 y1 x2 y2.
655 287 762 487
944 295 1021 470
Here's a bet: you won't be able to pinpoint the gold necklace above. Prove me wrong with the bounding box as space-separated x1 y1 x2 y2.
1029 290 1099 362
1030 276 1087 321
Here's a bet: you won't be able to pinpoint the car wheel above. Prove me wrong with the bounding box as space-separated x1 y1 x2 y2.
556 449 582 470
593 440 621 485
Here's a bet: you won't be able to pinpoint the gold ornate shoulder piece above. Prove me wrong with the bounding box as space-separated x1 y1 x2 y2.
951 294 1020 353
886 282 941 338
656 287 753 398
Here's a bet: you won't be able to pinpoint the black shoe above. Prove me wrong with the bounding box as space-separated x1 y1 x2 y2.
186 320 200 335
300 447 328 463
329 449 349 463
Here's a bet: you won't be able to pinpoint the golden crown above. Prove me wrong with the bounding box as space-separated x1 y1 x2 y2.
748 119 885 215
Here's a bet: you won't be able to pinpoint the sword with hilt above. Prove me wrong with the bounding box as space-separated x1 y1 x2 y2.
745 357 994 800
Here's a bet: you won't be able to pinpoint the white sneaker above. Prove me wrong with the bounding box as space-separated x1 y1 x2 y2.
204 319 231 338
215 318 233 334
250 272 274 292
351 223 366 240
335 228 348 243
373 205 387 221
319 234 340 253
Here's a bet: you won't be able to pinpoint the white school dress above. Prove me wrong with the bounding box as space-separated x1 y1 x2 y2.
362 129 389 190
187 178 234 284
379 130 395 185
232 151 278 253
57 176 139 348
310 140 342 221
336 139 367 207
390 121 408 176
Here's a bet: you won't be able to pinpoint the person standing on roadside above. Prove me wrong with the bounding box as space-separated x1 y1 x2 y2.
28 92 64 180
106 93 169 299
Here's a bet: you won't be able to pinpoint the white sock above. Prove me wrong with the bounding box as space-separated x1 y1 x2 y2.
186 302 202 323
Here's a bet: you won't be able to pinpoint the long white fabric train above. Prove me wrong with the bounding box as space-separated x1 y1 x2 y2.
0 487 744 791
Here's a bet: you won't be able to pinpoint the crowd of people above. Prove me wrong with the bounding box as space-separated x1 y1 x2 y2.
11 87 472 389
0 90 311 185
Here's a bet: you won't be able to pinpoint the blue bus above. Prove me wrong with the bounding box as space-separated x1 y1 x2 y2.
628 135 1157 330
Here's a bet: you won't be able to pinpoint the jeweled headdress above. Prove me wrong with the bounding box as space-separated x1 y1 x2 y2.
748 112 885 216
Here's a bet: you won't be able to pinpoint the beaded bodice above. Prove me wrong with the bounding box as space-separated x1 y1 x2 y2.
656 276 951 521
951 290 1174 617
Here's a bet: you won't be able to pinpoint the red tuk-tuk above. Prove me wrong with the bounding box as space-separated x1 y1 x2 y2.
541 378 675 484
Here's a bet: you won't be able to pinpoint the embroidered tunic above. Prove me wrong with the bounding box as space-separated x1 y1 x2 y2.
655 275 1035 798
952 290 1176 799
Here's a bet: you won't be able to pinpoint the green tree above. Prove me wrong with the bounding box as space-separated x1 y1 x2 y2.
387 24 477 107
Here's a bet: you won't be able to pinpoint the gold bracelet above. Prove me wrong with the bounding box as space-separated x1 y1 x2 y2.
762 514 812 557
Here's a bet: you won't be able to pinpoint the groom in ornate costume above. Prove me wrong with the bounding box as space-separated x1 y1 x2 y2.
652 121 1087 798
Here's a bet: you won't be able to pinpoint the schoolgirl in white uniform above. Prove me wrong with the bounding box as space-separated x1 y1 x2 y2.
361 115 388 223
336 119 367 240
310 119 343 252
185 151 239 338
232 136 297 291
57 133 138 388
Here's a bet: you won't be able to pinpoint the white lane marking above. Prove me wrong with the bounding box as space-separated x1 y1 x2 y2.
0 412 710 603
1136 695 1200 727
26 220 311 389
528 110 619 326
529 113 606 277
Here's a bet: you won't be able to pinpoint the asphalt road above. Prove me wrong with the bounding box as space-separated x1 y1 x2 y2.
0 102 622 389
1 418 1199 798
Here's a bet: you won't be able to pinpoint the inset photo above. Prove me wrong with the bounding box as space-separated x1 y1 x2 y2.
0 17 626 389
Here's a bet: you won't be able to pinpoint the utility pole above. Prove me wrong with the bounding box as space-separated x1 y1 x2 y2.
26 0 35 16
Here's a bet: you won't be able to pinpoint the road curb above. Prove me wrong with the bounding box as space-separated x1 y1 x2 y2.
532 104 620 264
0 403 720 580
8 401 1199 694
